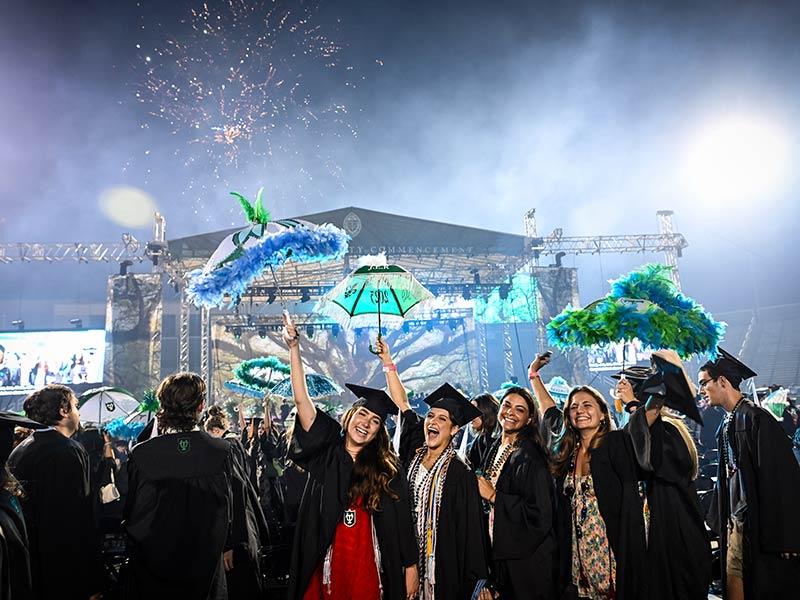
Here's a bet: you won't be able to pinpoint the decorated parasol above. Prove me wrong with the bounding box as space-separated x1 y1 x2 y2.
547 264 725 359
102 389 160 440
316 254 434 353
269 372 343 400
78 386 141 425
223 356 291 408
186 188 349 308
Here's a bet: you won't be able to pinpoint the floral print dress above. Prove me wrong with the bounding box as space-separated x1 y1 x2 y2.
565 473 616 599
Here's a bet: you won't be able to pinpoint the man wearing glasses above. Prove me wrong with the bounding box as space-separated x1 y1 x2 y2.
699 347 800 600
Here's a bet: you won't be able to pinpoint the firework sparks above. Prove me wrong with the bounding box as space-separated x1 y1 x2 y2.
135 0 357 198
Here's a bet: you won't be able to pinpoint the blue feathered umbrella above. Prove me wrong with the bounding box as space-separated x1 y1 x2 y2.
186 189 349 308
269 373 343 400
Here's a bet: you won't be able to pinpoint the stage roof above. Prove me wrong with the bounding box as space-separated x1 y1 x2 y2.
165 207 533 295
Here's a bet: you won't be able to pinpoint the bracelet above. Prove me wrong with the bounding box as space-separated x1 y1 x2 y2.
382 363 397 372
529 371 540 379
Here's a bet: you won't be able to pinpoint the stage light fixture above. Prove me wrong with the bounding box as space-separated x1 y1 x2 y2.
300 289 311 303
257 326 267 339
331 324 340 338
448 319 458 331
267 290 276 304
402 322 410 334
425 321 434 332
233 327 242 340
119 260 134 276
306 324 314 338
462 286 471 300
69 318 83 329
11 320 24 330
472 271 481 285
498 285 510 300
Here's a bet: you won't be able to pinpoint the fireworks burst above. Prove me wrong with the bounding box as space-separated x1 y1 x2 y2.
133 0 358 215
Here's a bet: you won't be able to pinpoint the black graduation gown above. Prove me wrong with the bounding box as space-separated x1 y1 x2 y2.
222 433 270 599
542 407 647 600
287 410 418 600
124 430 258 600
0 489 33 600
707 400 800 599
481 435 557 600
8 429 105 600
467 430 495 472
628 410 712 599
399 410 490 600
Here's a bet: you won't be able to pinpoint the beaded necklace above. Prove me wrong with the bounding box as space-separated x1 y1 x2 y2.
721 397 745 476
484 437 519 481
407 445 456 598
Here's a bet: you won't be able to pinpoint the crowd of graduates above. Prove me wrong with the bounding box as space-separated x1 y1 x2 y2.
0 309 798 600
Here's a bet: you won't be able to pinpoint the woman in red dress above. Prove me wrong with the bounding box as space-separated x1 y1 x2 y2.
282 312 419 600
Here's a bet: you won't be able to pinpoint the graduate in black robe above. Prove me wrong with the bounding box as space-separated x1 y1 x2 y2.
700 349 800 600
124 372 266 600
477 385 558 600
377 339 490 600
0 410 48 600
531 355 646 600
467 393 499 472
616 352 712 600
8 385 105 600
282 312 418 600
205 404 272 599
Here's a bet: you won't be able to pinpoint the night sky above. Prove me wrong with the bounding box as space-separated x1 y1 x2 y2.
2 0 799 323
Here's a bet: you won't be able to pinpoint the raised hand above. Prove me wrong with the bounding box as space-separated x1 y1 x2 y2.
375 338 393 365
282 310 299 348
529 351 552 377
615 377 636 404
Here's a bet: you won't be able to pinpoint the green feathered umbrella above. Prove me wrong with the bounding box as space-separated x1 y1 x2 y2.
547 264 725 359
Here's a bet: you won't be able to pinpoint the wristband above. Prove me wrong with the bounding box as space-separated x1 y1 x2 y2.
528 371 540 379
383 363 397 373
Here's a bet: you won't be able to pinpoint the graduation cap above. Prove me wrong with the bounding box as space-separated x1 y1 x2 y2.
0 411 46 465
702 347 757 389
0 411 47 431
423 383 482 427
610 365 653 399
345 383 395 422
643 350 703 425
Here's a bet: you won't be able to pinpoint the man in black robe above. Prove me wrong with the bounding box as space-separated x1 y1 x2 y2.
700 348 800 600
124 372 266 599
0 410 49 599
8 384 105 600
376 341 490 600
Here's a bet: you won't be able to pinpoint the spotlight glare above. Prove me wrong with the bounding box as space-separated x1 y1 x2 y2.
681 113 791 202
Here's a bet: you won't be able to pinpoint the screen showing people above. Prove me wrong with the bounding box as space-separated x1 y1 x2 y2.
0 329 105 394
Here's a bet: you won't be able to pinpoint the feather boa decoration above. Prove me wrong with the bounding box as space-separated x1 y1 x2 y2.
187 222 349 308
547 264 725 358
138 389 159 414
104 417 146 441
233 356 290 391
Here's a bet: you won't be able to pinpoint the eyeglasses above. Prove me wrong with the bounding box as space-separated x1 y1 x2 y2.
698 377 717 390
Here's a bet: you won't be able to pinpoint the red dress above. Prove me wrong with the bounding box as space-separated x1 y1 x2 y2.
303 497 381 600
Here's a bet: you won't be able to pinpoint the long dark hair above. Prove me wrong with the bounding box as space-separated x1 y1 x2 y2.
341 406 400 512
499 386 547 454
550 386 613 478
472 393 499 436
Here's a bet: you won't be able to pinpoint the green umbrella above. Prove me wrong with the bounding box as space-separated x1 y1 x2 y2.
317 262 434 353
